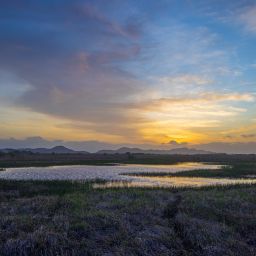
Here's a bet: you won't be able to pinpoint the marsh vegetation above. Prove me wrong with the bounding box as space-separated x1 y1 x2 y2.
1 151 256 168
125 163 256 179
0 181 256 255
1 163 256 255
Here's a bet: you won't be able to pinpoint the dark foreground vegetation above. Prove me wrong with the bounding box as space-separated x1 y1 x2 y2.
126 162 256 179
1 151 256 168
1 178 256 255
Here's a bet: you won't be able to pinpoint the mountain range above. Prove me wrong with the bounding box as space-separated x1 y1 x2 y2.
0 146 89 154
0 146 214 155
96 147 214 155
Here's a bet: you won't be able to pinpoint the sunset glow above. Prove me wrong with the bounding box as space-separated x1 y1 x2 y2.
0 1 256 152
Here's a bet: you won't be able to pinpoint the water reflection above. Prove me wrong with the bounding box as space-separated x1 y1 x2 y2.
1 162 256 188
0 162 221 180
93 176 256 189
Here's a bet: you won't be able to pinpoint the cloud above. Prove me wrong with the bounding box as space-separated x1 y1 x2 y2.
0 1 146 140
75 3 142 40
215 67 242 77
127 92 254 111
0 137 60 149
116 92 254 141
0 0 255 145
194 142 256 154
159 75 212 86
241 134 256 138
199 1 256 35
152 92 254 105
139 24 229 78
224 135 236 139
3 2 231 141
164 140 188 148
239 5 256 33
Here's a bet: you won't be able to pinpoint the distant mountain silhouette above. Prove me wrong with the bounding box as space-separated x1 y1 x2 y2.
97 147 214 155
0 146 89 154
0 145 215 155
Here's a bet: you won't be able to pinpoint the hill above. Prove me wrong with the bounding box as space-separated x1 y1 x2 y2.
97 147 214 155
0 146 89 154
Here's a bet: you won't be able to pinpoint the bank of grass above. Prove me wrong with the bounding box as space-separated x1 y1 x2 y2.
125 162 256 179
1 152 255 168
0 159 125 168
0 179 256 255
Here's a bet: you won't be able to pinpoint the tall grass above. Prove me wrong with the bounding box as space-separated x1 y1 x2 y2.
1 179 256 255
125 162 256 179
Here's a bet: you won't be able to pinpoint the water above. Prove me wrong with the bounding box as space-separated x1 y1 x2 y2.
93 177 256 189
1 163 255 187
0 162 218 181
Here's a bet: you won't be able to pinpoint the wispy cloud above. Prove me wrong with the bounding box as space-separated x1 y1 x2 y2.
0 0 255 147
239 5 256 33
241 134 256 138
128 92 254 110
159 75 212 86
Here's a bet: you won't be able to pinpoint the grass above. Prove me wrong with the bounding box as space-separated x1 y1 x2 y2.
125 162 256 179
1 152 256 168
1 178 256 255
0 159 125 168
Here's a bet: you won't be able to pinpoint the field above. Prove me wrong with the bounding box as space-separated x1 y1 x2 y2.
1 152 256 168
125 162 256 179
0 181 256 255
1 162 256 255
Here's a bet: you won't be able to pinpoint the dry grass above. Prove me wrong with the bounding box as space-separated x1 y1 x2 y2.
125 163 256 179
0 179 256 255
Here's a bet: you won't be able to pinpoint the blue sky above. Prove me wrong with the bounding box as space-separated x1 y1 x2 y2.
0 0 256 152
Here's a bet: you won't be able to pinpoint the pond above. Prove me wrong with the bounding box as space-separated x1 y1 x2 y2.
1 162 255 187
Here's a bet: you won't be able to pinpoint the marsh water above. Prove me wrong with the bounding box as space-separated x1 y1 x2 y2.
1 162 256 187
93 176 256 189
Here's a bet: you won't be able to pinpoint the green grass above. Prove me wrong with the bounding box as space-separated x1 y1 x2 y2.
125 162 256 179
0 158 193 168
1 179 256 255
1 152 255 168
0 159 126 168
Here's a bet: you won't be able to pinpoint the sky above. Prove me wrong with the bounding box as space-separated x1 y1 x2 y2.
0 0 256 152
